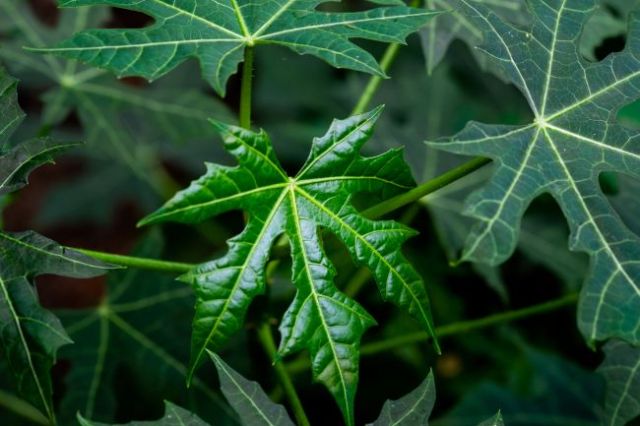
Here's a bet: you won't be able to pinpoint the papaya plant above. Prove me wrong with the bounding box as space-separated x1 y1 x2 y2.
1 0 639 425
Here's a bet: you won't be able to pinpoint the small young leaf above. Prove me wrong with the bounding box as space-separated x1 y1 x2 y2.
210 352 294 426
35 0 440 95
367 370 435 426
429 0 640 346
597 340 640 426
77 401 209 426
140 107 438 425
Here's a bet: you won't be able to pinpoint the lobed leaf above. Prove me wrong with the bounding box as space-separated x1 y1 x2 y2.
429 0 640 347
210 352 294 426
140 106 438 425
35 0 440 95
597 340 640 426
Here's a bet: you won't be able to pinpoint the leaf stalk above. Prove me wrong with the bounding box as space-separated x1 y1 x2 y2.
239 47 255 129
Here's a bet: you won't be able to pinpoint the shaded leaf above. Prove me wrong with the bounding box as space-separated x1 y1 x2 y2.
477 412 504 426
57 232 235 425
140 107 437 425
420 0 527 74
210 352 294 426
36 0 439 95
368 370 435 426
77 401 209 426
429 0 640 345
0 231 112 423
597 340 640 426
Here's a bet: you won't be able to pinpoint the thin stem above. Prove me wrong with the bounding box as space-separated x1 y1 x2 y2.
257 323 311 426
239 46 255 129
73 248 195 273
364 157 491 219
286 293 579 374
351 43 401 115
0 389 49 425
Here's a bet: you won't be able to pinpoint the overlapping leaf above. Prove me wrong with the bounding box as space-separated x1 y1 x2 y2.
78 401 209 426
139 107 437 425
597 340 640 426
57 232 236 425
0 67 112 422
36 0 439 95
420 0 527 73
368 371 435 426
429 0 640 346
0 0 231 200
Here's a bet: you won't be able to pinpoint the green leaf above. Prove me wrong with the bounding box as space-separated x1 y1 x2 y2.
0 231 112 423
77 401 209 426
367 371 435 426
428 0 640 346
0 67 78 195
597 340 640 426
0 1 232 189
140 107 438 425
35 0 439 95
477 412 504 426
57 232 235 425
420 0 527 74
210 352 294 426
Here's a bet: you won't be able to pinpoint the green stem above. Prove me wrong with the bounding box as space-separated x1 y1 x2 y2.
0 389 49 425
69 157 490 274
286 293 579 374
362 292 579 356
239 47 255 129
363 157 491 219
257 323 311 426
351 43 401 116
73 248 195 273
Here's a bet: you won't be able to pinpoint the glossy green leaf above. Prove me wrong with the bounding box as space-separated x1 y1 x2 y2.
77 401 209 426
210 352 294 426
140 107 437 425
429 0 640 346
597 340 640 426
0 231 112 423
57 232 235 425
35 0 439 95
368 371 435 426
420 0 527 74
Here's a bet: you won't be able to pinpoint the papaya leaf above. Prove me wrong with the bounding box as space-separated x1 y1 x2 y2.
477 412 504 426
0 67 78 195
210 352 294 426
367 370 435 426
0 1 232 167
0 231 113 423
139 106 438 426
34 0 440 96
57 232 235 425
420 0 527 74
428 0 640 346
597 340 640 426
77 401 209 426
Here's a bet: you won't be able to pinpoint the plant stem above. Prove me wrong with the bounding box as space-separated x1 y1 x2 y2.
239 47 255 129
351 43 401 115
362 292 579 356
363 157 491 219
286 293 579 374
257 323 311 426
73 248 195 273
0 389 49 425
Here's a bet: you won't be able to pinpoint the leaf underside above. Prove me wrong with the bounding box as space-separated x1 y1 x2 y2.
140 106 437 426
430 0 640 346
37 0 439 95
597 340 640 426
